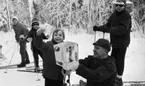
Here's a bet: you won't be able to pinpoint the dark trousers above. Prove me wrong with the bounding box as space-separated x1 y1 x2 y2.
19 40 29 64
31 44 43 67
45 78 63 86
111 47 127 76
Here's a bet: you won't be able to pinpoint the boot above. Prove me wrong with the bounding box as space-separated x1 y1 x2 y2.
17 63 26 68
25 60 30 64
34 66 42 72
114 77 123 86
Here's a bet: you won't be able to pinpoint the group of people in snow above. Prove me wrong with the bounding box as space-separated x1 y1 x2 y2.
11 0 131 86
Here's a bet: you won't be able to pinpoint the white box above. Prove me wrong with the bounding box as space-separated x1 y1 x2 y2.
54 41 79 66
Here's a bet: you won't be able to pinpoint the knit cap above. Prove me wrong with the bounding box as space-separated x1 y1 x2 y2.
93 38 111 52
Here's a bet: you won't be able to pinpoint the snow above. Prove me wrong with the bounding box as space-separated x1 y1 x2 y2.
0 68 44 86
0 29 145 86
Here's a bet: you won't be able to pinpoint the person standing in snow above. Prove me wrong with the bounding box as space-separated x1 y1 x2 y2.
27 21 48 72
93 0 132 86
34 28 66 86
63 38 117 86
12 16 30 68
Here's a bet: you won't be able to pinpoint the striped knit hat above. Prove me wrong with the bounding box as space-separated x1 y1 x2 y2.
113 0 126 5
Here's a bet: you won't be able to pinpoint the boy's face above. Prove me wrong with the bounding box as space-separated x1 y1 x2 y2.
93 45 106 59
33 25 39 30
12 19 18 25
53 31 64 43
115 4 125 12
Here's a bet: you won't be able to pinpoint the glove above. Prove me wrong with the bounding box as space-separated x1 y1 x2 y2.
63 61 79 71
36 27 45 35
45 34 50 39
27 37 33 42
19 35 25 39
93 25 99 31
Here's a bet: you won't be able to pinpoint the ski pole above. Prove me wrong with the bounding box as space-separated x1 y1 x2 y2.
4 42 17 73
35 65 41 81
36 71 41 81
103 32 105 39
94 31 96 42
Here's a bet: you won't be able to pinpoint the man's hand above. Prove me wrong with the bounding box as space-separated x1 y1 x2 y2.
36 27 45 35
63 61 79 71
19 35 25 39
93 25 99 31
27 37 33 42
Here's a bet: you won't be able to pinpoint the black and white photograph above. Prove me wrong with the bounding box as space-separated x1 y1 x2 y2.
0 0 145 86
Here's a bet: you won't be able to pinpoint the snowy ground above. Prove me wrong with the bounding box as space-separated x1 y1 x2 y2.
0 29 145 86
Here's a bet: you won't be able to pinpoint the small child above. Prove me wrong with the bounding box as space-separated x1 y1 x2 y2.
34 28 65 86
27 21 48 72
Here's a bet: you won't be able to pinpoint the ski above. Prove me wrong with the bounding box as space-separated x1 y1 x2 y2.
0 64 19 69
17 68 42 73
123 81 145 84
0 62 35 70
17 65 43 73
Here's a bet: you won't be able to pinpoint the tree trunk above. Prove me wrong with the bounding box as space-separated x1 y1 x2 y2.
33 0 41 21
5 0 11 30
28 0 33 22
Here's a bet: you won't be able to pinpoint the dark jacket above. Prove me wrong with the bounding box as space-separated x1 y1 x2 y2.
98 10 132 48
34 33 63 81
12 22 28 42
27 28 48 48
76 55 117 86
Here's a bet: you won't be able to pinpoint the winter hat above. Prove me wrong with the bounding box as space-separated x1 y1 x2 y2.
93 38 111 52
12 16 18 20
113 0 126 5
32 21 39 26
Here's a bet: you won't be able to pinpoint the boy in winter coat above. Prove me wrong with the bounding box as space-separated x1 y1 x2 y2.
12 16 30 68
34 28 65 86
63 39 117 86
27 21 48 72
93 0 132 85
